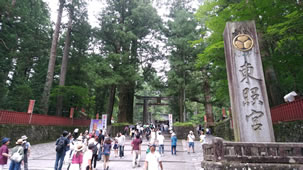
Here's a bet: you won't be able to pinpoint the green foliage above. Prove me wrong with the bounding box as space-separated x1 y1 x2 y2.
191 113 205 126
0 0 51 111
111 122 131 126
50 86 93 116
195 0 303 107
174 121 194 127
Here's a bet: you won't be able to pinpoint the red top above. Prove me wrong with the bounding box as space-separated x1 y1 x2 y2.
131 138 141 151
0 145 9 165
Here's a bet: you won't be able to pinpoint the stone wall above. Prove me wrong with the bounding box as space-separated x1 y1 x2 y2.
0 124 88 146
274 120 303 142
107 125 127 137
212 119 303 142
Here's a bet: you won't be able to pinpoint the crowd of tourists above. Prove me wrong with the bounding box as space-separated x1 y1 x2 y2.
0 123 212 170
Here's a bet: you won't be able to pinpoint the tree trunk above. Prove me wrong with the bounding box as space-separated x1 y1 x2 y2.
106 85 116 125
264 65 283 106
143 99 148 124
203 73 214 127
118 84 134 123
41 0 65 114
258 32 283 107
56 0 73 116
179 87 185 122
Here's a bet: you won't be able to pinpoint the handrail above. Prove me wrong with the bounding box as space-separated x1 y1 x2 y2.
270 99 303 123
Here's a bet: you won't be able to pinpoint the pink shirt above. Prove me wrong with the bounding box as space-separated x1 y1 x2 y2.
72 152 83 164
0 145 9 165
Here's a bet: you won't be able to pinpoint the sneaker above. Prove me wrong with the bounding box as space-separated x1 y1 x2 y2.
132 166 136 168
137 164 141 167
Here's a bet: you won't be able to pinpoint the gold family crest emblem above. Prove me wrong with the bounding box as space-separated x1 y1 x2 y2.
233 34 254 51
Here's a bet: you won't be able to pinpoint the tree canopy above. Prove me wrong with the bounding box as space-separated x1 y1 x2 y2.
0 0 302 124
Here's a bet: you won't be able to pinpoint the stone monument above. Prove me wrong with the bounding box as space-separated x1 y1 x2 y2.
223 21 275 142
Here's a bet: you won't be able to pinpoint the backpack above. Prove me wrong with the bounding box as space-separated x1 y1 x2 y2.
92 144 98 155
56 137 66 153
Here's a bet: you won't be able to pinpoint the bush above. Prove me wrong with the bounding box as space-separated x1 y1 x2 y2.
111 122 131 126
174 122 194 127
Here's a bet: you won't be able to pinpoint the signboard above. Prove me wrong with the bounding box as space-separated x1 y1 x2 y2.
89 119 103 134
27 100 35 114
102 114 107 130
224 21 275 142
168 114 173 128
69 107 74 119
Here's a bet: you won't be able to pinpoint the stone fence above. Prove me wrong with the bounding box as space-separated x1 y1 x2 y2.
202 137 303 169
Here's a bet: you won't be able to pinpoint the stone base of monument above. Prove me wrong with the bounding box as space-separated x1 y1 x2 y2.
202 137 303 170
201 161 303 170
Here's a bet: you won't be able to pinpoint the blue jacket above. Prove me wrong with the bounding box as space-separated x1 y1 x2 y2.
171 136 177 146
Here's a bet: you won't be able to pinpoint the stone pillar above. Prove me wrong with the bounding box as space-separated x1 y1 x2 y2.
143 99 148 124
223 21 275 142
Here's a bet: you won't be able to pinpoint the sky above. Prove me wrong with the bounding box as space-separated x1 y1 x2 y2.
43 0 103 27
42 0 201 80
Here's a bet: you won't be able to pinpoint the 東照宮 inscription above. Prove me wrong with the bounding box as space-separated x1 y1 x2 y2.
224 21 275 142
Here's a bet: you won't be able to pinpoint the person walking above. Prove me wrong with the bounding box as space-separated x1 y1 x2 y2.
113 139 118 157
67 136 84 170
0 137 10 170
157 132 165 156
82 144 94 170
118 132 125 158
131 135 142 168
199 130 206 147
150 129 156 144
124 126 129 137
171 133 177 155
102 138 112 170
187 131 195 154
97 129 104 161
54 131 70 170
9 139 24 170
144 144 163 170
69 144 84 170
88 135 98 169
21 135 30 170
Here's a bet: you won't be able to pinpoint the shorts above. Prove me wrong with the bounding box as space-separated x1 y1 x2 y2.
189 142 194 148
103 153 110 156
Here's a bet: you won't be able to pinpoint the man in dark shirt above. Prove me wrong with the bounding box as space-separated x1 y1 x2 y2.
54 131 70 170
97 129 104 161
131 135 142 168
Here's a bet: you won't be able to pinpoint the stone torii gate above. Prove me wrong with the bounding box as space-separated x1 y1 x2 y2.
135 95 171 124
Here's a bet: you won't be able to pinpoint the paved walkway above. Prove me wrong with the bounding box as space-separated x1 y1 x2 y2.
4 137 204 170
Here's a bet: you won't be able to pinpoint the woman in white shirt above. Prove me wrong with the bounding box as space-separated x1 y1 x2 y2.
82 144 94 170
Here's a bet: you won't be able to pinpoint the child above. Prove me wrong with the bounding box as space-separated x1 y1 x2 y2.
113 139 118 157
